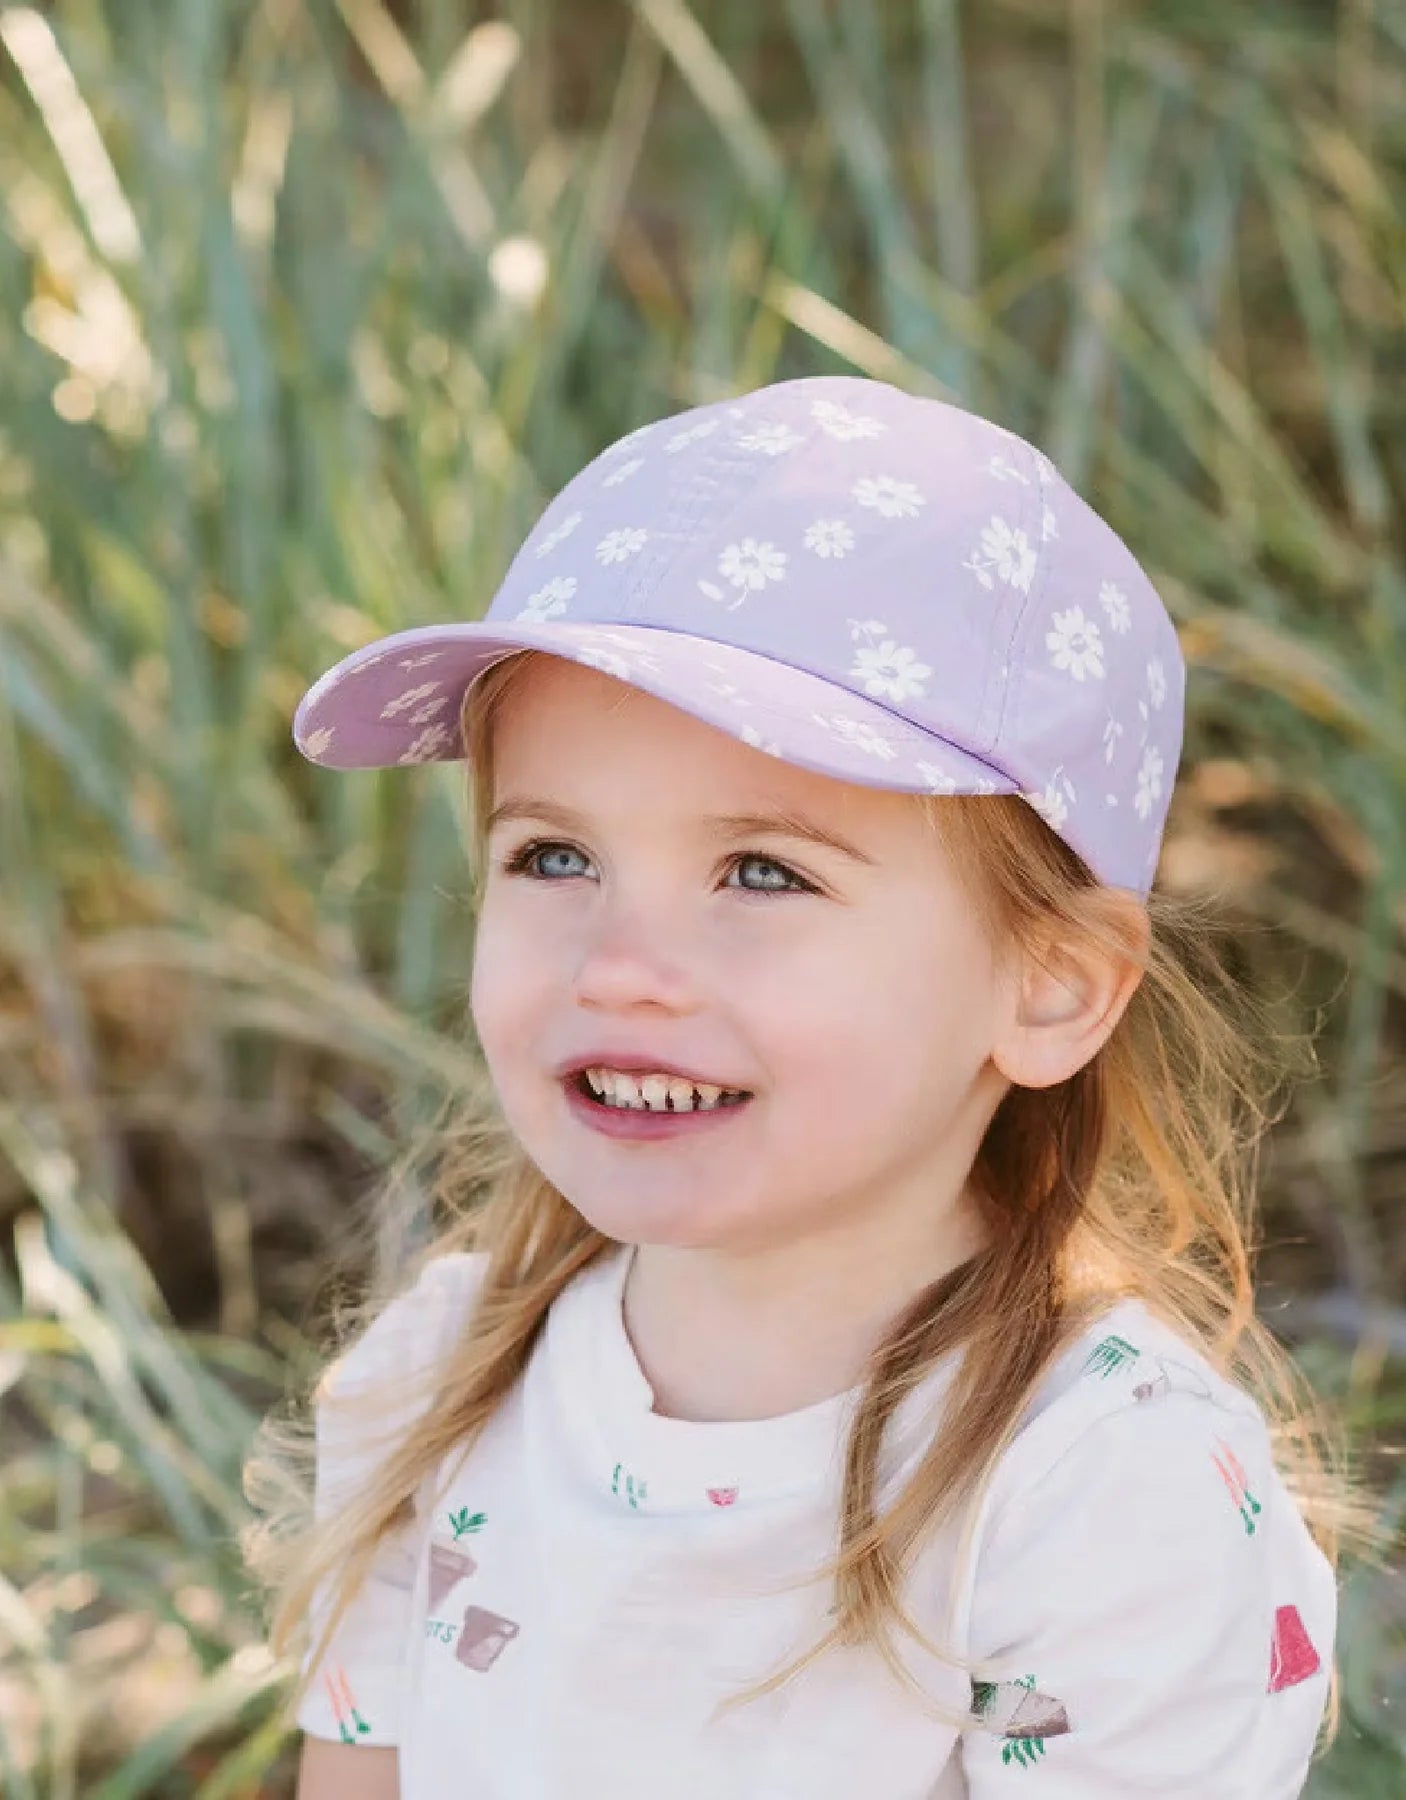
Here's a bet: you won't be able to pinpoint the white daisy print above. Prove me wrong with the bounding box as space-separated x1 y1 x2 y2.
1099 581 1132 634
705 678 749 706
532 510 583 558
302 725 336 757
397 650 446 670
962 515 1037 593
380 682 448 721
1024 768 1076 829
398 722 454 763
517 574 577 621
664 418 719 454
986 452 1030 485
574 646 632 679
811 398 885 441
740 724 783 756
1041 504 1059 541
852 640 931 703
596 527 649 565
1134 744 1164 819
915 761 957 794
847 617 890 642
718 538 787 596
736 421 804 456
810 713 899 761
973 777 998 795
601 457 644 487
1147 656 1167 709
1045 606 1105 681
853 474 925 519
1102 714 1124 764
804 517 856 559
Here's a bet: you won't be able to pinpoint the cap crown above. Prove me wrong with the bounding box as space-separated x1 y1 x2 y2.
491 376 1184 891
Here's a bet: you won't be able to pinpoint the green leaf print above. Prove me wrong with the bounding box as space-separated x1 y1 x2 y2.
1082 1334 1140 1378
448 1506 487 1541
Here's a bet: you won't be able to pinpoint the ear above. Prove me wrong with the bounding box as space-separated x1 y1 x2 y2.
991 897 1149 1091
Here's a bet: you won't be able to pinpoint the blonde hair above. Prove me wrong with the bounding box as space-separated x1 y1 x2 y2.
244 649 1387 1749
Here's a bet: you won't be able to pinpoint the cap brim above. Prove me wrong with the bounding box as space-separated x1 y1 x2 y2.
291 620 1018 800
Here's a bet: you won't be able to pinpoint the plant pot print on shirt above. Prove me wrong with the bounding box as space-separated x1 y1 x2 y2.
1269 1604 1321 1693
456 1605 522 1672
970 1673 1071 1768
427 1507 487 1608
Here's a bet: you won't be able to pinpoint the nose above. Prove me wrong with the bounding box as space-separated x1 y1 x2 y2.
572 903 701 1016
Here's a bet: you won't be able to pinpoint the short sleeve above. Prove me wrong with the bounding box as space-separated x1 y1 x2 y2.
959 1388 1338 1798
294 1252 488 1748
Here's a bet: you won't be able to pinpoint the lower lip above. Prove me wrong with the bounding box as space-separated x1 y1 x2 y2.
562 1078 753 1140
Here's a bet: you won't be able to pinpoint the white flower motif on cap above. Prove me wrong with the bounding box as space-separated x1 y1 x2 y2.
398 722 454 763
664 418 719 454
1024 766 1076 829
740 724 783 756
533 510 582 558
718 538 787 602
601 457 644 487
574 645 632 678
1099 581 1132 634
852 639 931 703
853 475 925 519
1046 606 1105 681
962 515 1037 593
1134 744 1164 820
380 682 449 721
811 398 884 441
1102 713 1124 764
804 518 855 559
705 678 750 706
518 574 577 621
1146 656 1167 709
736 421 804 456
302 725 336 757
596 527 649 565
809 713 899 761
973 777 998 795
985 452 1030 485
1041 504 1059 542
915 761 957 793
398 650 446 670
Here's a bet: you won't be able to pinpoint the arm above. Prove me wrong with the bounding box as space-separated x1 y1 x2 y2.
297 1736 399 1800
959 1390 1337 1797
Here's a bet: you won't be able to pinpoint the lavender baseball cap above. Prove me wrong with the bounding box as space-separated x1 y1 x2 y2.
293 375 1185 895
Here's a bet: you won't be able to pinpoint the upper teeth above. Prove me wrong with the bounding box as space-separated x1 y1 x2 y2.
582 1068 747 1112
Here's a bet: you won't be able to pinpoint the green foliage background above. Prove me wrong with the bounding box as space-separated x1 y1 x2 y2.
0 0 1403 1792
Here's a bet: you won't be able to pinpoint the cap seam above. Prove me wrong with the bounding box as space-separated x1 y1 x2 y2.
986 439 1056 766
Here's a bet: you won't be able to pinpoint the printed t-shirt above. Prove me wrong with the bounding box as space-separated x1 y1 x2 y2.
295 1243 1337 1797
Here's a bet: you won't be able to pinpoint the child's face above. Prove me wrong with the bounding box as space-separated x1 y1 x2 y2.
470 655 1012 1264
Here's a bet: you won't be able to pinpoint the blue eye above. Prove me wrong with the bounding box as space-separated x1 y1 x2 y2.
498 840 814 895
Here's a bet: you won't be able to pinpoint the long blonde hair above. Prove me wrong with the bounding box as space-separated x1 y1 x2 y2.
244 648 1386 1747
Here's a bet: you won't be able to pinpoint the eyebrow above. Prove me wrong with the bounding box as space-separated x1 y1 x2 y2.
483 797 878 866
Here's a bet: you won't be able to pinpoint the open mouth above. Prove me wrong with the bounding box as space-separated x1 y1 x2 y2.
569 1070 753 1114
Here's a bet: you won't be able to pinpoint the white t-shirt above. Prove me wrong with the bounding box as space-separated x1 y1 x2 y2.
295 1243 1337 1797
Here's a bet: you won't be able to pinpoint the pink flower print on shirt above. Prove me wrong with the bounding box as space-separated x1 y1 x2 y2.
707 1485 739 1507
1211 1437 1263 1535
324 1664 371 1744
1269 1604 1322 1693
427 1507 487 1609
970 1672 1071 1767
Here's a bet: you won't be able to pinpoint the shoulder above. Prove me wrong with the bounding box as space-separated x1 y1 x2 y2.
318 1249 491 1404
990 1297 1267 1503
964 1296 1336 1644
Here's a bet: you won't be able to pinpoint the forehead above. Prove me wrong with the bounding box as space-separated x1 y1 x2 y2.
485 652 913 836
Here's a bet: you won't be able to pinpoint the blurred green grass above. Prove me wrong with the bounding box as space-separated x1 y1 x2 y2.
0 0 1403 1792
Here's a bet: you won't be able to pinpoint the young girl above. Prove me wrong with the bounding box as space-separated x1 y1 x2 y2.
246 376 1372 1798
